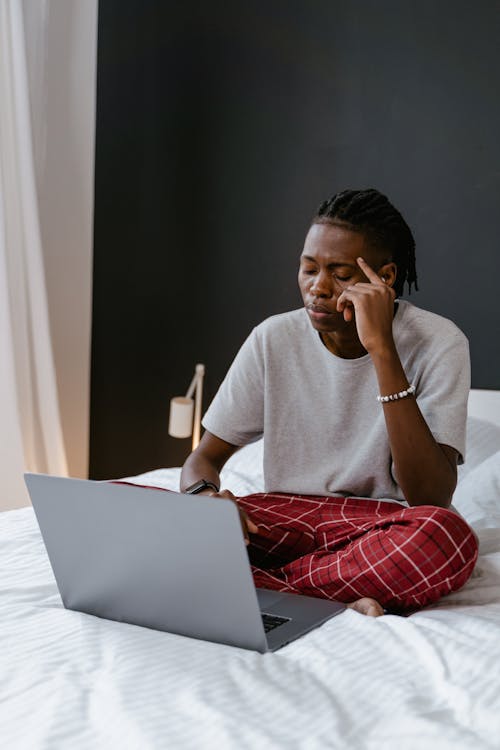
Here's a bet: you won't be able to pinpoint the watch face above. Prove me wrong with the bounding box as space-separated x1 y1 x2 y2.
186 480 207 495
185 479 218 495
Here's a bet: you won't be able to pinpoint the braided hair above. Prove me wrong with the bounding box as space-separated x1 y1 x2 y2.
313 188 418 296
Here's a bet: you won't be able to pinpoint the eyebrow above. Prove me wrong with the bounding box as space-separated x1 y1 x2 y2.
300 255 357 269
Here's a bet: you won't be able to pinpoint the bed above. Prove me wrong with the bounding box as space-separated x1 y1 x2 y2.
1 390 500 749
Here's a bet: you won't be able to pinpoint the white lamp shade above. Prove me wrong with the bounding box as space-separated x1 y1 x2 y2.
168 397 194 438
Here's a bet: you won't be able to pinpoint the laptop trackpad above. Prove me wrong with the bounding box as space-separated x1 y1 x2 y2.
256 588 285 609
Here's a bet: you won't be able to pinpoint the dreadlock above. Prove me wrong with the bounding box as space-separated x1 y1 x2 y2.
313 188 418 296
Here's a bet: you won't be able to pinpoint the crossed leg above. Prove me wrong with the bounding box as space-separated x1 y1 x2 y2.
238 492 478 616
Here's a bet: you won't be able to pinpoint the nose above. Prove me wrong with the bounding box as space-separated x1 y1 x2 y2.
310 270 333 298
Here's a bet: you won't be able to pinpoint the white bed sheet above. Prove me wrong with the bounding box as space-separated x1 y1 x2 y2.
2 431 500 749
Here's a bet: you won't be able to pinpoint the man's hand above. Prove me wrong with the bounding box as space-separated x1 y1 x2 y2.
336 257 396 355
205 488 259 545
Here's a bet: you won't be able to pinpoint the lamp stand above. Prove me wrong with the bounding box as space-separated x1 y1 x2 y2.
184 363 205 451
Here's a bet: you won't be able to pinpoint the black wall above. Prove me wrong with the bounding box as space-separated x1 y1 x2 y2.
90 0 500 479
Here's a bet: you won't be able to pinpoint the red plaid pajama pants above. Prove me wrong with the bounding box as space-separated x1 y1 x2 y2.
237 493 479 612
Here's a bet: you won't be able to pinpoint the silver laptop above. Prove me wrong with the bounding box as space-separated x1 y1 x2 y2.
24 473 345 652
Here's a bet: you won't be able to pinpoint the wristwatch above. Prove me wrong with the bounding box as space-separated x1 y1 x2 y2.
185 479 219 495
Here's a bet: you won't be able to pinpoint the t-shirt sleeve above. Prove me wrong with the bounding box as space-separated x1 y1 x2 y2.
202 327 265 446
414 330 470 463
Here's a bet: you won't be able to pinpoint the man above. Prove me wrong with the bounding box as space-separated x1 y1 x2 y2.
180 188 478 616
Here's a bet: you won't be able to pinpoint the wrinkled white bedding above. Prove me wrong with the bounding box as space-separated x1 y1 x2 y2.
1 436 500 749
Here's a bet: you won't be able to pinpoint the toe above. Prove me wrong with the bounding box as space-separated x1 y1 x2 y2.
347 597 385 617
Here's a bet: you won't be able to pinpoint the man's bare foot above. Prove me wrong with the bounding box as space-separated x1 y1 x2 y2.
347 597 385 617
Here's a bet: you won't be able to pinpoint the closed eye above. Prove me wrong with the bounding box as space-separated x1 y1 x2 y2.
301 269 351 281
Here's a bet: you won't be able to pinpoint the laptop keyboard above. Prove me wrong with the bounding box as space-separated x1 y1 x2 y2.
261 613 291 633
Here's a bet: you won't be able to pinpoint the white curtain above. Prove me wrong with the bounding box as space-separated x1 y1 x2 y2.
0 0 67 510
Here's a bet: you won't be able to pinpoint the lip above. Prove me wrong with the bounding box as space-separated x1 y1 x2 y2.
307 303 334 318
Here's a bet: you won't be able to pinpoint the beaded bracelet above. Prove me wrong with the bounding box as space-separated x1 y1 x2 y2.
377 384 415 403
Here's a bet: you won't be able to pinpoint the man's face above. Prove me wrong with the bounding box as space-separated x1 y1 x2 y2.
298 222 386 333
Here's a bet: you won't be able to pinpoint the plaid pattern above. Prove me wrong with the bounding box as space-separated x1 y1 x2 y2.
238 493 479 612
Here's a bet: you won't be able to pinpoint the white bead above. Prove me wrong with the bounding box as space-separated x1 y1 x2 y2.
377 384 415 404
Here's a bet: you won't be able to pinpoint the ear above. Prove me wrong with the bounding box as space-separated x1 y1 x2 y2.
378 261 397 288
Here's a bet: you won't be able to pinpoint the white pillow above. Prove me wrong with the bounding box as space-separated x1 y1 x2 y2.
458 417 500 481
221 439 265 495
452 451 500 530
223 438 263 473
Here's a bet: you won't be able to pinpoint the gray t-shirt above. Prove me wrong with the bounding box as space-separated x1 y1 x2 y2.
202 300 470 501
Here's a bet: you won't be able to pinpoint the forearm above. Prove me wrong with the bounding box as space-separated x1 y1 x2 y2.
180 450 222 493
372 346 457 507
179 432 239 493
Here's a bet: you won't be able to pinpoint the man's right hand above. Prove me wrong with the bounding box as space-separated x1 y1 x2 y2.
180 431 259 544
204 488 259 545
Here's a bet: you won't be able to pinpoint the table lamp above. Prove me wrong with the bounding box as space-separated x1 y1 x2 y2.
168 363 205 451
